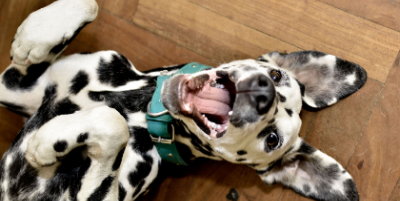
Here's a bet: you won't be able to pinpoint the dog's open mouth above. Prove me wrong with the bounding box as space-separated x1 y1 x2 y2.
177 71 236 138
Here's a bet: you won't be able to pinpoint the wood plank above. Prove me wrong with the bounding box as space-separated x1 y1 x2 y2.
91 10 216 71
347 52 400 200
133 0 301 65
102 0 138 21
186 161 282 201
188 0 400 82
319 0 400 32
140 160 283 201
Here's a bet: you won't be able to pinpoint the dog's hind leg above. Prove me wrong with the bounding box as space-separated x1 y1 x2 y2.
0 0 98 116
24 106 129 200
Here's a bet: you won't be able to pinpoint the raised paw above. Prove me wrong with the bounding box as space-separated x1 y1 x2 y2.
25 135 72 168
11 0 98 65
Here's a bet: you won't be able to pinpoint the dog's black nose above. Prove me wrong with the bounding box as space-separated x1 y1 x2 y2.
237 74 276 114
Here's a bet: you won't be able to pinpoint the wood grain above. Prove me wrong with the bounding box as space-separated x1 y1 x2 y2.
188 0 400 83
92 10 215 71
347 52 400 201
133 0 301 65
103 0 139 21
319 0 400 32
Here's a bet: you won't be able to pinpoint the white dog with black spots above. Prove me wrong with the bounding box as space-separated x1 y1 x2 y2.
0 0 366 200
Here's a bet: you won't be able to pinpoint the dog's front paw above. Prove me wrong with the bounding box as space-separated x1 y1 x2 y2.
11 0 98 65
25 131 73 168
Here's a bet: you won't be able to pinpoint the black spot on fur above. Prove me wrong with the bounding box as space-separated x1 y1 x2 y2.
237 150 247 155
257 57 269 63
175 121 215 157
97 54 145 87
70 70 89 94
303 184 310 193
129 127 153 154
54 141 68 152
248 164 259 167
7 153 38 199
88 80 156 120
118 183 127 201
54 98 80 115
297 141 316 154
132 180 145 199
226 188 239 201
87 176 114 201
274 108 278 115
268 118 275 124
285 108 293 116
236 158 246 162
277 92 286 102
2 62 50 90
50 22 90 54
344 179 359 200
79 52 93 55
66 148 91 201
256 169 268 175
77 133 89 143
128 154 153 188
112 148 126 171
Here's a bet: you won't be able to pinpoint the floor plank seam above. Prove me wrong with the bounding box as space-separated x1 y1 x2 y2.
344 80 383 169
186 0 305 52
314 0 400 34
303 112 316 140
344 50 400 169
389 176 400 200
131 0 140 22
276 187 284 201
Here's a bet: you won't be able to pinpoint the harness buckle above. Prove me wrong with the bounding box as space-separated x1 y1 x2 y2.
149 124 175 144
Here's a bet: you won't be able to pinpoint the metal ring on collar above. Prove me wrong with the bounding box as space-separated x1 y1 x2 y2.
146 102 169 117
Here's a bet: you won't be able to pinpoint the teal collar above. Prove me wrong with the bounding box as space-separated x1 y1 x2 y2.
146 63 212 165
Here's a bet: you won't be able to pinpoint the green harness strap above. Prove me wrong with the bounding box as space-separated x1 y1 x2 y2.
146 63 212 165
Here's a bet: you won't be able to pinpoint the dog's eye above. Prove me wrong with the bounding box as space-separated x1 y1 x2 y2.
266 133 279 148
269 70 281 82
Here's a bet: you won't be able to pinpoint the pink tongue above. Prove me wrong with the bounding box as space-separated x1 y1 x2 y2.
187 83 231 122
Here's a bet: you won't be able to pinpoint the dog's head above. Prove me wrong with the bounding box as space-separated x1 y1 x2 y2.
161 51 366 200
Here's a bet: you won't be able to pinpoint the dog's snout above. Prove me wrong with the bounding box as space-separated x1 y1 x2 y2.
236 74 276 115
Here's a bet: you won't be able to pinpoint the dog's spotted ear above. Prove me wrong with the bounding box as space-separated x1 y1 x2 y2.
259 138 359 201
258 51 367 109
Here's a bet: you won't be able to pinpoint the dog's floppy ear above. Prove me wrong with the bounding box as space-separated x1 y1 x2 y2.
259 138 358 201
258 51 367 109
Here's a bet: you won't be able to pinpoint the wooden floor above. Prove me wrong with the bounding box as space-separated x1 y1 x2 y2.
0 0 400 200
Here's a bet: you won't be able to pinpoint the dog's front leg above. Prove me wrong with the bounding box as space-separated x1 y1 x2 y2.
25 106 129 200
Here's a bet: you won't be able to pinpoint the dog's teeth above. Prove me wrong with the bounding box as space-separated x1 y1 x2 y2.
224 126 228 130
228 111 233 116
216 125 221 129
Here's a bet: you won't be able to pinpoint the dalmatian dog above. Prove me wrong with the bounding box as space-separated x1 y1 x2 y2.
0 0 367 200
